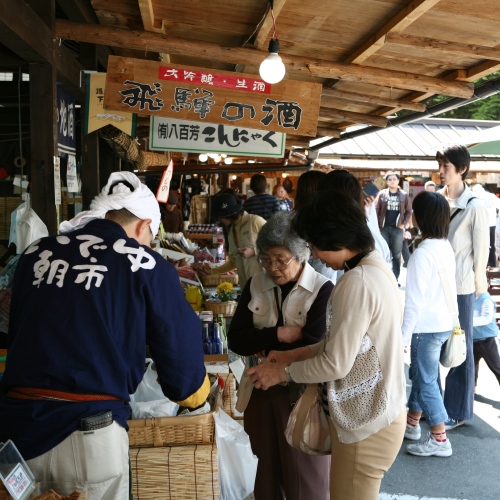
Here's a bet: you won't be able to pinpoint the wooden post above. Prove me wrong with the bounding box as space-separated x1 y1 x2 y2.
28 0 57 235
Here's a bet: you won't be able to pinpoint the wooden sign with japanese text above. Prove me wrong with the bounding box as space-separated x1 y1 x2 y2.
104 56 322 137
150 116 286 157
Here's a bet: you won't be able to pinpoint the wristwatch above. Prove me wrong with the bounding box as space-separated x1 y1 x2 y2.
284 364 293 383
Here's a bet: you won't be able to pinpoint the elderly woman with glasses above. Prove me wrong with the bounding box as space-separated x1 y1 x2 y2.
228 211 333 500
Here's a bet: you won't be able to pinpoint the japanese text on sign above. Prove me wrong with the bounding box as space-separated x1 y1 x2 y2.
159 66 271 94
149 117 285 157
104 56 322 136
120 81 303 130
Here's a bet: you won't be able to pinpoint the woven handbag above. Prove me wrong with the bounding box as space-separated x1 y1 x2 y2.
430 253 467 369
284 383 331 455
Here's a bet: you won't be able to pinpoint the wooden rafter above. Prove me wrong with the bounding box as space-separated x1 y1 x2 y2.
138 0 157 33
315 128 342 138
253 0 288 50
321 88 426 112
387 33 500 62
319 107 388 128
55 20 474 98
345 0 442 65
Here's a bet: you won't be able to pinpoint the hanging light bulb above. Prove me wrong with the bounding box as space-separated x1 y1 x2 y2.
259 39 285 84
199 153 208 162
224 157 233 165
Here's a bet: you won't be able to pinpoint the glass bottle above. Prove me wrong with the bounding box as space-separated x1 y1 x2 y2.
217 314 228 354
211 322 223 355
202 321 212 355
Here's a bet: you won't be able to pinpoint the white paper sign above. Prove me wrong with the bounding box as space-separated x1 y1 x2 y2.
5 463 33 500
156 159 174 203
54 156 61 205
150 116 285 157
66 155 79 193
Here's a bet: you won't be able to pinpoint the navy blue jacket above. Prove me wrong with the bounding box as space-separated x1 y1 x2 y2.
0 219 208 459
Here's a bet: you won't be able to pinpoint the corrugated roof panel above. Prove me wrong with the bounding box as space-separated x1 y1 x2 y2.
362 131 397 155
380 127 423 155
317 119 500 160
403 124 439 153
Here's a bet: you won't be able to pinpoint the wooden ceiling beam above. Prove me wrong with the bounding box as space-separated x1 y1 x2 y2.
138 0 157 33
315 128 342 138
253 0 288 50
57 0 111 69
387 33 500 62
320 107 388 128
375 70 469 116
0 0 53 63
345 0 442 65
55 20 474 98
321 87 426 112
461 61 500 82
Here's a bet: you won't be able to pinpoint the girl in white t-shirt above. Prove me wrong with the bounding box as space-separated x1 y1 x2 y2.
402 191 457 458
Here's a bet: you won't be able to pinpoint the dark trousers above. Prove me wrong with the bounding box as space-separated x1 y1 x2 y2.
381 226 404 279
474 336 500 386
488 226 496 268
244 384 330 500
443 293 475 421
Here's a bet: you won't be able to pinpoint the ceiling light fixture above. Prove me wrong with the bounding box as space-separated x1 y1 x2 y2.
259 1 285 84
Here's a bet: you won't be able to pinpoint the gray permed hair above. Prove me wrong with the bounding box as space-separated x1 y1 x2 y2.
256 211 310 263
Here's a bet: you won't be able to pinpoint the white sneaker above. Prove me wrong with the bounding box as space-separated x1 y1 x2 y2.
404 423 421 440
407 433 452 457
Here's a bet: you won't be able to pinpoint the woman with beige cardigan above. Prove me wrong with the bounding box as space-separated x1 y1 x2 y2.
247 191 406 500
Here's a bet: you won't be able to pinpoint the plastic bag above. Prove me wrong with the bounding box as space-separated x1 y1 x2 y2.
129 360 179 418
214 409 258 500
9 195 48 254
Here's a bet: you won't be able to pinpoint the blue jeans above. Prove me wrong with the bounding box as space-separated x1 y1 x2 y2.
408 331 450 427
443 293 475 421
381 226 404 279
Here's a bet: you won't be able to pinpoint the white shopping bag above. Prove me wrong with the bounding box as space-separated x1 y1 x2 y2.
214 409 258 500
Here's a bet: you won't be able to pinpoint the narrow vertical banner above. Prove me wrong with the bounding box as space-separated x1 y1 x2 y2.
85 73 136 136
67 155 79 193
54 156 61 205
156 160 174 203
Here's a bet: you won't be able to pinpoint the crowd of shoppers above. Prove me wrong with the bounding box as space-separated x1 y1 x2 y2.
1 146 498 500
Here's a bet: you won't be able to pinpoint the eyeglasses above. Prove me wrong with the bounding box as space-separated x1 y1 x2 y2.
386 177 398 181
258 255 296 270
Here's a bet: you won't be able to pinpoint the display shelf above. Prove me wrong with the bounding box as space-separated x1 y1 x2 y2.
185 233 214 239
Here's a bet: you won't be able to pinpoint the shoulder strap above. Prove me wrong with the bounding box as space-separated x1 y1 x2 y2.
450 196 475 222
361 258 403 322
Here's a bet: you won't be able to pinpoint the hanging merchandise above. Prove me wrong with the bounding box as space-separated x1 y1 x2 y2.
9 194 49 254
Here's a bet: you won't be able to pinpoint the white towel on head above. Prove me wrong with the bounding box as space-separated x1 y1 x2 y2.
60 171 161 237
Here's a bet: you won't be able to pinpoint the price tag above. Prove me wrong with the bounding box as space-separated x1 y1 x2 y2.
54 156 62 205
5 463 33 500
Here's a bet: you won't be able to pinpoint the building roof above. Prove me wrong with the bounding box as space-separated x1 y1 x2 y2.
316 118 500 160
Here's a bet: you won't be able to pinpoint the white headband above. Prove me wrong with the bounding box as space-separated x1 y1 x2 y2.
60 171 161 238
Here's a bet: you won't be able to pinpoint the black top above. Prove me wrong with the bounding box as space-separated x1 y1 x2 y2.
228 276 334 356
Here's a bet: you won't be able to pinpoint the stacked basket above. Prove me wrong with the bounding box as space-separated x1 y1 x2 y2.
128 390 222 499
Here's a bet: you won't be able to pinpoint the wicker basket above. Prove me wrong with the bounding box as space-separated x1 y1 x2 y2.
127 391 222 448
203 301 236 316
218 373 236 418
130 444 219 499
202 274 239 286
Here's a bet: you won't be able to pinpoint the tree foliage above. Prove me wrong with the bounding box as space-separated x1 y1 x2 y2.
429 72 500 120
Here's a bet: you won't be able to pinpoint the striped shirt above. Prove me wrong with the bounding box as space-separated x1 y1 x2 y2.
243 194 281 220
